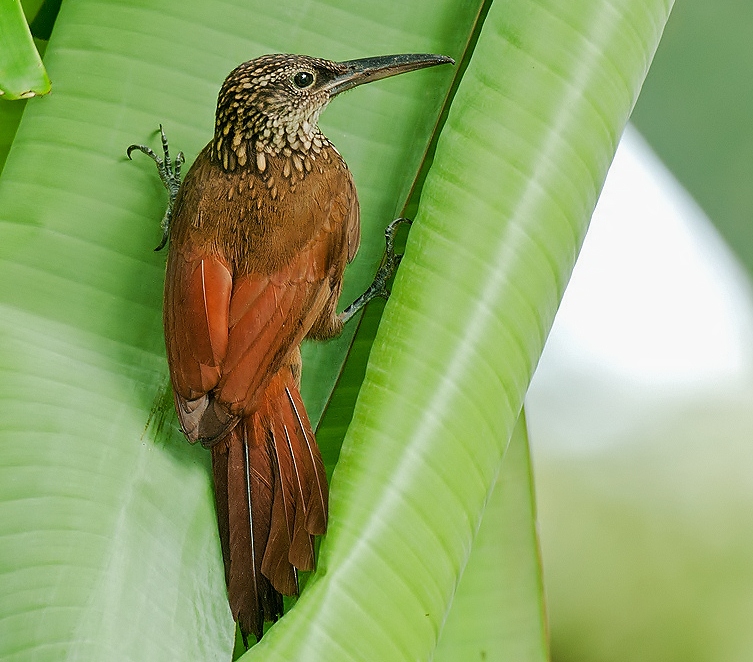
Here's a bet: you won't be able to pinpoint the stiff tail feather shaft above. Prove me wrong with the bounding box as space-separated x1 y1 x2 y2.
210 367 328 644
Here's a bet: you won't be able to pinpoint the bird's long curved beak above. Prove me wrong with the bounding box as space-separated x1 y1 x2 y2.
325 53 454 97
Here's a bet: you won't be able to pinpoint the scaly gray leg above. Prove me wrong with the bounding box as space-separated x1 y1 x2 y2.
127 125 184 251
339 217 412 325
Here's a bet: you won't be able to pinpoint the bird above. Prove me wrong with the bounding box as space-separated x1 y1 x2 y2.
128 52 453 645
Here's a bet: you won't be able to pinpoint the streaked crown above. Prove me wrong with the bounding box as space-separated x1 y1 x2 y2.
212 54 346 171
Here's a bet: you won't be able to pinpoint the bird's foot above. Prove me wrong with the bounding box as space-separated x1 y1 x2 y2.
127 124 184 251
339 217 411 325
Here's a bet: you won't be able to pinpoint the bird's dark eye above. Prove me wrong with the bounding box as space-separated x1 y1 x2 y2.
293 71 315 88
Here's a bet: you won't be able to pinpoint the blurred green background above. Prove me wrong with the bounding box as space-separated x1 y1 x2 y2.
532 1 753 661
631 0 753 274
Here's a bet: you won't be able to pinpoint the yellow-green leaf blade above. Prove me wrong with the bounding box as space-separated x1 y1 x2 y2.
434 413 548 662
248 0 673 659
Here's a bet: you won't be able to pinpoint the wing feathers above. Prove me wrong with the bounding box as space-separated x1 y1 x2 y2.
184 258 230 366
228 277 268 327
220 283 300 407
166 252 232 399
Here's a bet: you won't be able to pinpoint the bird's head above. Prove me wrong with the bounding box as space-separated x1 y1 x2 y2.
212 53 453 171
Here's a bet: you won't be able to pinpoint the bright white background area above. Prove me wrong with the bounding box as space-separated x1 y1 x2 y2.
524 126 753 661
552 125 753 384
527 124 753 452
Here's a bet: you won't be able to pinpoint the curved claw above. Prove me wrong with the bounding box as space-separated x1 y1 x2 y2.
126 143 159 161
127 125 184 252
338 217 412 325
154 230 169 253
385 216 412 237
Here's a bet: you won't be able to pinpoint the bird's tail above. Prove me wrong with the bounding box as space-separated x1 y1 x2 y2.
210 365 328 644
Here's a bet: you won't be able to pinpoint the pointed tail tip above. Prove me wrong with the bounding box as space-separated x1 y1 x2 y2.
238 609 265 648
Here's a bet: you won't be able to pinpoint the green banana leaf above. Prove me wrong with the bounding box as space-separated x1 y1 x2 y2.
538 3 753 658
249 1 672 658
0 81 25 172
0 0 671 660
433 413 548 662
0 0 50 98
0 0 49 172
631 0 753 274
